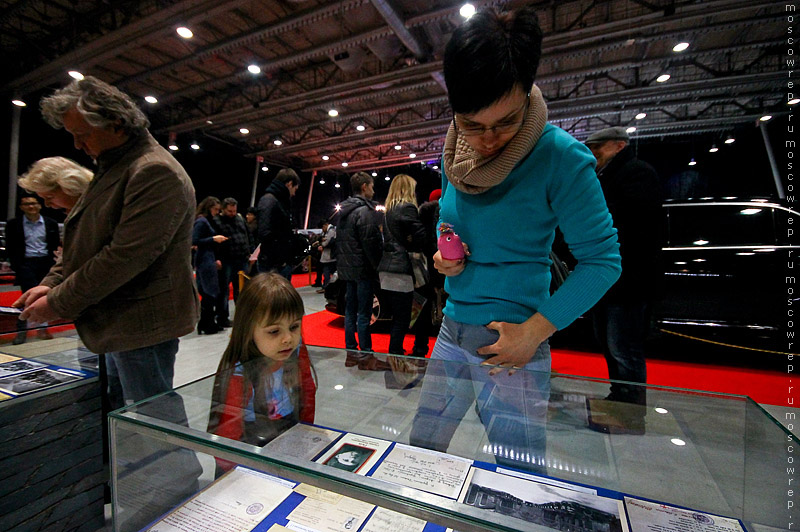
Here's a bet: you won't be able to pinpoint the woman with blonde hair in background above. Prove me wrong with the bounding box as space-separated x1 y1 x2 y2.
18 156 93 213
377 174 428 359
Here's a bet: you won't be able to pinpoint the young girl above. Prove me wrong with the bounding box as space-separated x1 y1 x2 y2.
207 273 316 460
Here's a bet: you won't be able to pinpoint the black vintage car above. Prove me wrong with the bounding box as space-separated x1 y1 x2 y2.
324 199 797 352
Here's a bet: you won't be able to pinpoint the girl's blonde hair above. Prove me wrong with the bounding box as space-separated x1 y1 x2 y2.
18 157 93 198
384 174 418 211
208 273 306 435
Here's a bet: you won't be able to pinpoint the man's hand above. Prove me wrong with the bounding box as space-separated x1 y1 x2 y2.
476 313 557 376
433 243 471 277
19 293 61 324
14 285 51 309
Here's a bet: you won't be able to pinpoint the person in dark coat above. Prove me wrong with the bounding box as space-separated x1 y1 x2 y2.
193 197 229 335
336 171 387 370
417 188 445 343
378 174 427 357
257 169 300 279
586 126 662 419
5 194 62 344
212 197 251 328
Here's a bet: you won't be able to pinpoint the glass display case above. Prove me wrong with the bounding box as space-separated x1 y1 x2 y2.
0 324 104 532
109 345 789 532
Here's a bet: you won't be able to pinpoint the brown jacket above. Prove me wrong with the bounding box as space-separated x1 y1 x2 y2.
42 131 200 353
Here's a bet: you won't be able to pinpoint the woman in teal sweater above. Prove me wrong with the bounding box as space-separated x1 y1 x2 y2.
410 6 620 472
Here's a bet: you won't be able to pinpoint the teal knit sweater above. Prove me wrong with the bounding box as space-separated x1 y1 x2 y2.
440 124 621 330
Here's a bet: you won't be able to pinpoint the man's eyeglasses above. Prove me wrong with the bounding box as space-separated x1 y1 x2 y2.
455 97 529 138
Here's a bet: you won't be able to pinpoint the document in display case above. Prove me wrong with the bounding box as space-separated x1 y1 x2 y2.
109 345 788 532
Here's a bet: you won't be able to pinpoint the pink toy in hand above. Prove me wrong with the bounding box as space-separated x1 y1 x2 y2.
438 223 465 260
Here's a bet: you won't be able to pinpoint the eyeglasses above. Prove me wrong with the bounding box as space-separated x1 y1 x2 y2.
455 97 529 138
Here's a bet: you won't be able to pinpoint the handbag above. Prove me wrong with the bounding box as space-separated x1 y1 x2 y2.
409 251 429 288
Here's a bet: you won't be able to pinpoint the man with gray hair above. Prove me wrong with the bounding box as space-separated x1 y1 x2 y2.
16 76 199 410
584 126 662 433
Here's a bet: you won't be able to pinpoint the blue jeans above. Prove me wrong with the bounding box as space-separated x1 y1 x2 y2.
410 316 550 472
592 300 649 405
344 279 375 353
106 338 179 408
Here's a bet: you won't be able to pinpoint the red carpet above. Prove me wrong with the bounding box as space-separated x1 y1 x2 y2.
0 290 76 338
301 310 785 406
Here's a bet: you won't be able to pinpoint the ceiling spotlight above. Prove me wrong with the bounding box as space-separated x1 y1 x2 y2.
273 139 282 146
11 99 26 107
341 162 348 167
688 158 696 166
334 182 341 188
409 153 417 158
656 74 671 83
190 143 200 150
168 144 179 151
68 71 84 80
394 144 402 150
432 165 439 170
693 239 709 246
759 115 772 122
247 64 261 74
789 98 800 105
371 172 377 177
724 136 735 144
261 166 269 172
460 3 476 19
319 179 326 185
385 175 391 181
176 27 193 39
635 112 646 120
625 126 636 134
328 108 339 117
144 95 158 104
206 120 213 125
356 124 366 132
672 42 690 52
239 128 250 135
708 144 718 153
322 155 330 161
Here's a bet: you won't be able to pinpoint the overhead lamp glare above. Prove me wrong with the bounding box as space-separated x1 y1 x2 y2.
341 162 348 167
672 42 690 52
273 139 283 146
635 112 646 120
459 3 476 19
759 115 772 122
625 126 636 134
371 172 378 177
356 124 366 132
334 182 341 188
724 137 735 144
708 145 718 153
144 96 158 104
11 99 26 107
321 155 330 161
385 175 391 181
261 166 268 172
68 71 84 80
656 74 671 83
239 128 250 135
688 158 697 166
168 144 179 151
319 179 326 185
328 108 339 117
176 27 193 39
409 153 417 158
247 64 261 74
190 143 200 150
789 98 800 106
394 144 402 150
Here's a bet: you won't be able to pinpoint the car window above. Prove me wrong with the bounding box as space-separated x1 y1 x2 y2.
667 205 776 247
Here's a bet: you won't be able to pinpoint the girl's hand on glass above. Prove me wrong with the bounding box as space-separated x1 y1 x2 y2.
433 243 470 276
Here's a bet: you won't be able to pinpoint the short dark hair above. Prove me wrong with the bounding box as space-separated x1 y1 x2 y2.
246 206 258 216
276 168 300 186
222 197 238 208
443 6 542 114
350 172 373 195
18 193 40 206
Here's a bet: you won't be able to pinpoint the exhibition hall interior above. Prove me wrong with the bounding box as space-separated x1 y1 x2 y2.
0 1 792 532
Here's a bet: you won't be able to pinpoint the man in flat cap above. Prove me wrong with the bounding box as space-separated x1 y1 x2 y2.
585 126 662 433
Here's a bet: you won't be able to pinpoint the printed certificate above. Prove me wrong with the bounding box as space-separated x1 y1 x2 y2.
371 444 472 499
624 497 744 531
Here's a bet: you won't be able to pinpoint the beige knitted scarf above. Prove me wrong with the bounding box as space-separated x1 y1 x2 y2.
443 85 548 194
